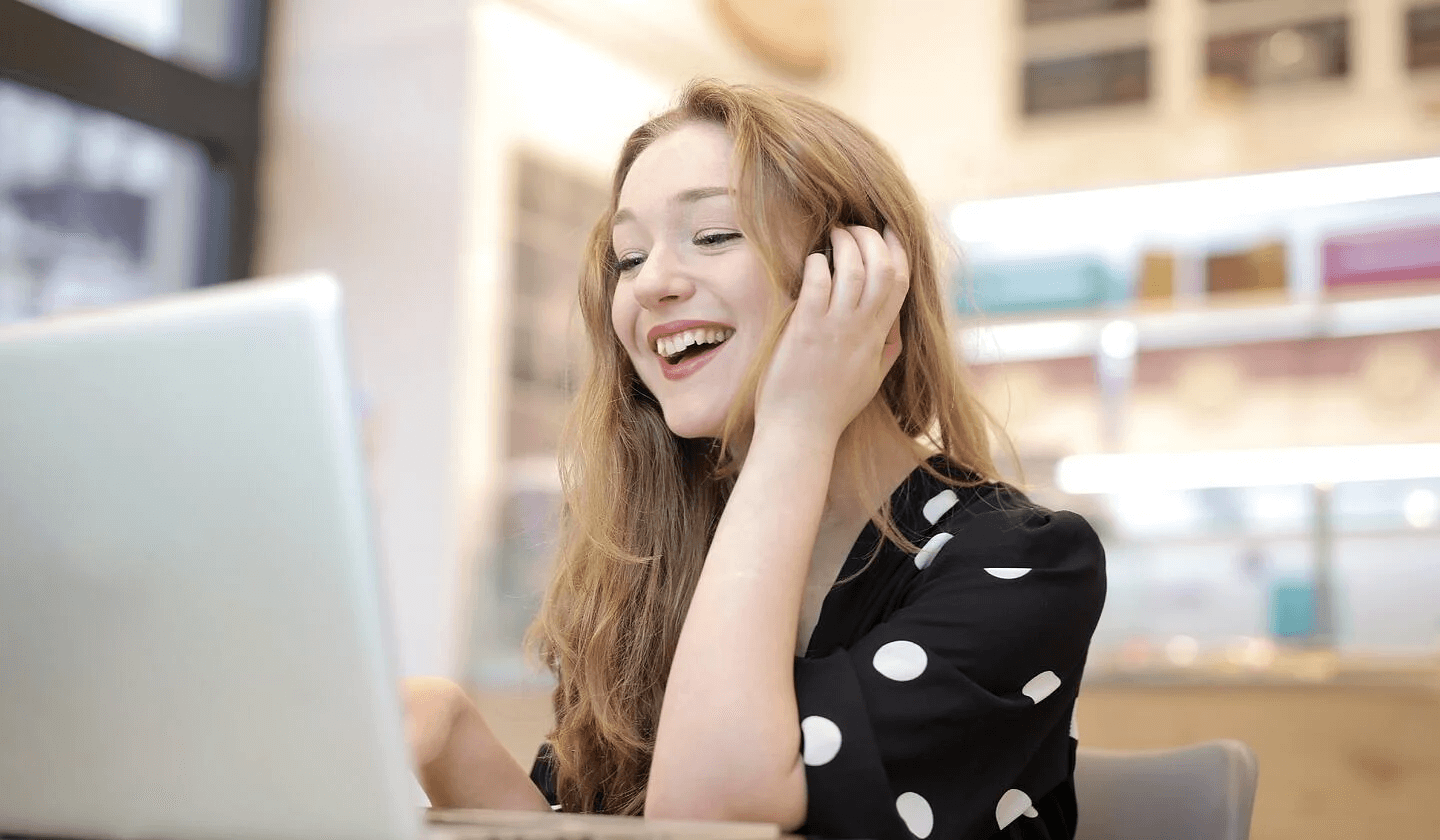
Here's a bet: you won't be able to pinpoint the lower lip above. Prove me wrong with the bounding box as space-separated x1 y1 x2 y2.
659 341 728 381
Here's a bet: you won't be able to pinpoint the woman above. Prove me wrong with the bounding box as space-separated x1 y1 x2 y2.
407 80 1106 840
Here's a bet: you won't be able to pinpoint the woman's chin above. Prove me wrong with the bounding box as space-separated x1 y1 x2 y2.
666 424 724 442
662 410 725 441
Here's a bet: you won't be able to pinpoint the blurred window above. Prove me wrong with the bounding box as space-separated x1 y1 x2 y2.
0 0 269 310
1023 47 1150 115
1409 4 1440 72
0 80 206 323
1207 18 1349 90
1024 0 1147 25
16 0 259 80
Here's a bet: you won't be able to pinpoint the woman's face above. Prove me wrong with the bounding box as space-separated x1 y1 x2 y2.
610 122 786 440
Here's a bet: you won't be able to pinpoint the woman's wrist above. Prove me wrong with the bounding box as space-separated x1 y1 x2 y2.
748 414 843 463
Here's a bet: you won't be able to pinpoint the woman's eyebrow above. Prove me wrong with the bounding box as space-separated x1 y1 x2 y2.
612 187 732 228
675 186 731 204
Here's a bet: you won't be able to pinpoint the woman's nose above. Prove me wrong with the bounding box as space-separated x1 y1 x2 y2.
630 248 695 309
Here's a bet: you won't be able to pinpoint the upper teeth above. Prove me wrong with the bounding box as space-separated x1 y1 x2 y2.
656 327 734 358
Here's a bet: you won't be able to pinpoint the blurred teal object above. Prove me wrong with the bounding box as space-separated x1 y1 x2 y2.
960 255 1128 315
1268 580 1317 639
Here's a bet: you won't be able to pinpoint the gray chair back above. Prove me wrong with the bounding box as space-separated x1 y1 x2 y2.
1074 739 1259 840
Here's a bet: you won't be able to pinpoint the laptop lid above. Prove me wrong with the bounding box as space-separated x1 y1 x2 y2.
0 275 420 840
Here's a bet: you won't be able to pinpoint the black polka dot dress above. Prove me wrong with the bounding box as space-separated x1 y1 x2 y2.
530 458 1107 839
793 460 1107 840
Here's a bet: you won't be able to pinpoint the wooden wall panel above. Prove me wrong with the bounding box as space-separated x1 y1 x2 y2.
1077 684 1440 840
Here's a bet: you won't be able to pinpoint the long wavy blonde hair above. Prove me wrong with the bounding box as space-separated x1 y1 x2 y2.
528 79 1000 815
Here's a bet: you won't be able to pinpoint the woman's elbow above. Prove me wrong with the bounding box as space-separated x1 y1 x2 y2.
643 786 730 823
645 772 805 830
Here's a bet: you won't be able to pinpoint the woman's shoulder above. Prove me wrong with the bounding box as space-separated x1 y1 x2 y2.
898 455 1103 565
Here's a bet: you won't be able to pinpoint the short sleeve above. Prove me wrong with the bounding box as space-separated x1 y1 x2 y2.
793 505 1106 840
529 742 560 807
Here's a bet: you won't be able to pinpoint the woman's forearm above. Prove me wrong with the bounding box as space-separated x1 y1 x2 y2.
646 422 835 827
412 680 552 812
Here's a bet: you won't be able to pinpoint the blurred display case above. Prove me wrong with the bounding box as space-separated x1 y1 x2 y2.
950 155 1440 684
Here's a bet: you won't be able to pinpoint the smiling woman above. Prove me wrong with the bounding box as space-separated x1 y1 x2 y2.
608 122 778 439
405 80 1107 840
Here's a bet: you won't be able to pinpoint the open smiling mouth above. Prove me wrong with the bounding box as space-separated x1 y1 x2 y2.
656 327 734 377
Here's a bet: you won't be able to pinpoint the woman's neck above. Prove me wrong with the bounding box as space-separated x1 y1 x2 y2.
726 419 930 526
823 429 930 527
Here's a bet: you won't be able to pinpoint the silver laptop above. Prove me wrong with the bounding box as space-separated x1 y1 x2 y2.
0 276 774 840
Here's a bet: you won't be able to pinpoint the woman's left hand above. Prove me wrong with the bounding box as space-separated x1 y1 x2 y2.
754 225 909 442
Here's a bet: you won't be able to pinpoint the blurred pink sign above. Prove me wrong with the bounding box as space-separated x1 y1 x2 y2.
1323 225 1440 288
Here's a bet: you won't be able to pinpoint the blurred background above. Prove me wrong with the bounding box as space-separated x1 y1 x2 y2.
4 0 1439 836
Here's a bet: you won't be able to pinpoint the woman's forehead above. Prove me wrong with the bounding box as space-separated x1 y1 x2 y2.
616 123 735 214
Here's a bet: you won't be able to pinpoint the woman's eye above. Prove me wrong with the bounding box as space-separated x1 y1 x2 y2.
695 231 741 248
615 253 645 273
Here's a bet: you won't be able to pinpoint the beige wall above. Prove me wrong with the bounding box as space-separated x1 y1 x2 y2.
829 0 1440 204
256 0 470 676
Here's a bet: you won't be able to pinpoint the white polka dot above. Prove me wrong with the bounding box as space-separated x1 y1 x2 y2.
984 567 1031 579
1021 670 1061 704
996 789 1033 829
913 532 953 570
896 792 933 838
800 716 842 766
873 640 927 681
1024 806 1039 818
922 489 958 524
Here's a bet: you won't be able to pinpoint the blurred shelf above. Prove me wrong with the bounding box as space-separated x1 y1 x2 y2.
1097 526 1440 547
948 156 1440 256
1087 650 1440 690
1057 443 1440 492
958 286 1440 364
